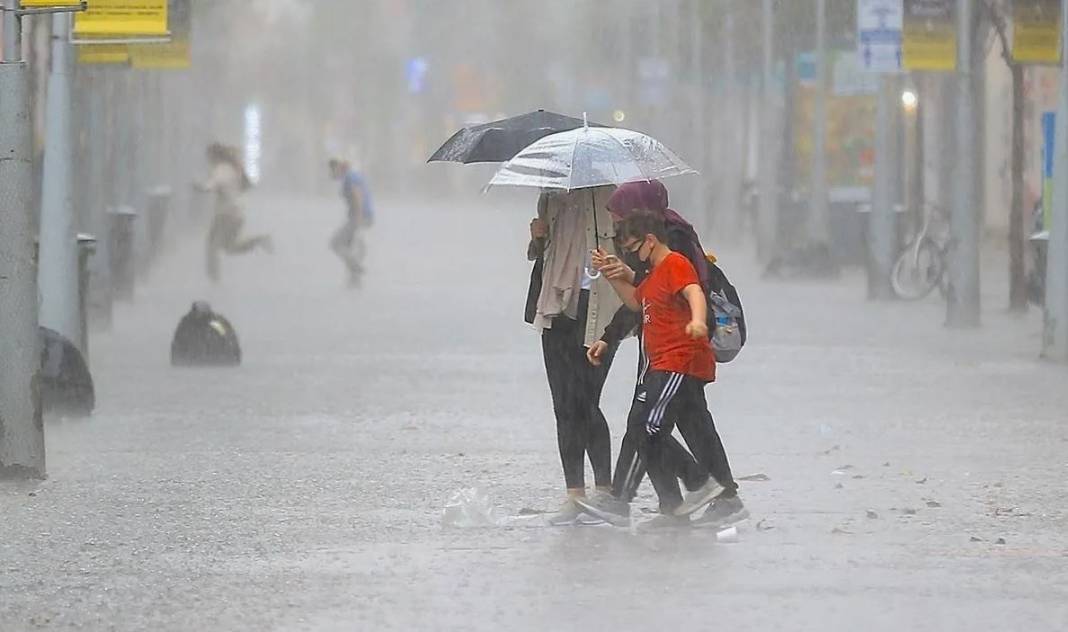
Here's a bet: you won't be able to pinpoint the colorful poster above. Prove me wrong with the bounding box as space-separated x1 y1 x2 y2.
1043 111 1055 230
902 0 956 71
795 51 878 202
74 0 168 38
1013 0 1062 64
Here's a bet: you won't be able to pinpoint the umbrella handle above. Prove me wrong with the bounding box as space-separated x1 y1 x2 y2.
588 189 602 282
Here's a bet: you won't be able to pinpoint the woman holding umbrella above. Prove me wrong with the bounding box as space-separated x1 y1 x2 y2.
526 185 622 525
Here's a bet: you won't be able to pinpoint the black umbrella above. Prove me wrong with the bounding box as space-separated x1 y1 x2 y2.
427 109 607 164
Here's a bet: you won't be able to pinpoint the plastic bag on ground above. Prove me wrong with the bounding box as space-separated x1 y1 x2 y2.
442 488 505 528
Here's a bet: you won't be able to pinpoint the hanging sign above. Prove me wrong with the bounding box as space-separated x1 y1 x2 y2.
130 0 190 69
902 0 956 71
76 43 129 64
1013 0 1062 64
857 0 903 73
74 0 168 39
22 0 84 6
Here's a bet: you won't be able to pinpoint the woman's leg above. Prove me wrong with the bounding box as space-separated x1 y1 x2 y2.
205 216 227 281
542 322 586 491
218 216 268 255
582 340 616 489
677 385 739 496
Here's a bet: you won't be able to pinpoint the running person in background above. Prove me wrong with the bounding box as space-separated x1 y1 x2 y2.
196 142 272 282
329 158 374 288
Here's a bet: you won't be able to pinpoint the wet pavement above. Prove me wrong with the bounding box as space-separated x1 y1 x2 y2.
2 192 1068 631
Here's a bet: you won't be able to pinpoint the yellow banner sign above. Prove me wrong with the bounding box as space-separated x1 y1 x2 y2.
74 0 168 38
22 0 84 6
903 0 957 71
130 41 188 69
1013 0 1062 64
76 43 129 65
129 0 189 69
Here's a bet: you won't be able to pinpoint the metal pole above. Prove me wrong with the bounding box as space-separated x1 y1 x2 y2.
758 0 777 261
722 1 742 242
691 0 708 231
0 0 45 478
2 0 20 60
86 68 113 329
810 0 830 245
869 74 898 300
1044 0 1068 358
38 11 80 350
947 0 981 327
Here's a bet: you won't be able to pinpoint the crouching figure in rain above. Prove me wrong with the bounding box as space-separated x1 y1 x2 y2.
171 301 242 367
196 142 272 282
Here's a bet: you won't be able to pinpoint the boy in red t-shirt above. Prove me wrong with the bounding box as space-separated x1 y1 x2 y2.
591 211 737 527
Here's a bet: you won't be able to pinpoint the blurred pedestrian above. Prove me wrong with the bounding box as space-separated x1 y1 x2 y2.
196 142 272 282
329 158 374 288
526 186 622 525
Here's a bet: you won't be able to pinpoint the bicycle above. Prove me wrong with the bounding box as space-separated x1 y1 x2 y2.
891 203 950 301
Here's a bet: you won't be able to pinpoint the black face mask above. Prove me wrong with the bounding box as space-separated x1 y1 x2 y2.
621 242 649 276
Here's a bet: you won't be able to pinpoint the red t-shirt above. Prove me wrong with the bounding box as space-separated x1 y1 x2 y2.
634 252 716 383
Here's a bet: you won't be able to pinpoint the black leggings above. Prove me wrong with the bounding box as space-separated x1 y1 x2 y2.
541 299 617 490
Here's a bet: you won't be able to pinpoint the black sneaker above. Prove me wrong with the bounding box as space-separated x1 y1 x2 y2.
692 495 750 529
574 491 631 527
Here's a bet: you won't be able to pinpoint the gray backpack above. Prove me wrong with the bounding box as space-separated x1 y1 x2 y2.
708 290 744 363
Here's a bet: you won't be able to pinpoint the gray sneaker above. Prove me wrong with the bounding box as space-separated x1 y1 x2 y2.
692 495 750 529
547 498 605 526
673 479 725 517
637 513 691 532
574 491 632 527
547 499 583 526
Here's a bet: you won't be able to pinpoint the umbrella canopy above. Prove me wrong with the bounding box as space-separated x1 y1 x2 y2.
427 110 606 164
487 126 696 191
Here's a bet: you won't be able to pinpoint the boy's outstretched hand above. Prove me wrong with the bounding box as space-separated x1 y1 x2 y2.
685 319 709 340
586 340 608 366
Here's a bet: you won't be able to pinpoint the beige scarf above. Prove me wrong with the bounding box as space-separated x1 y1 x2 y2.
533 191 590 331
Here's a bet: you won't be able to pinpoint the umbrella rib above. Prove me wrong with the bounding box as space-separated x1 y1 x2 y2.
567 129 582 191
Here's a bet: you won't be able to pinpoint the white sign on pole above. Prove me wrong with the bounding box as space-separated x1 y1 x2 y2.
857 0 903 73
